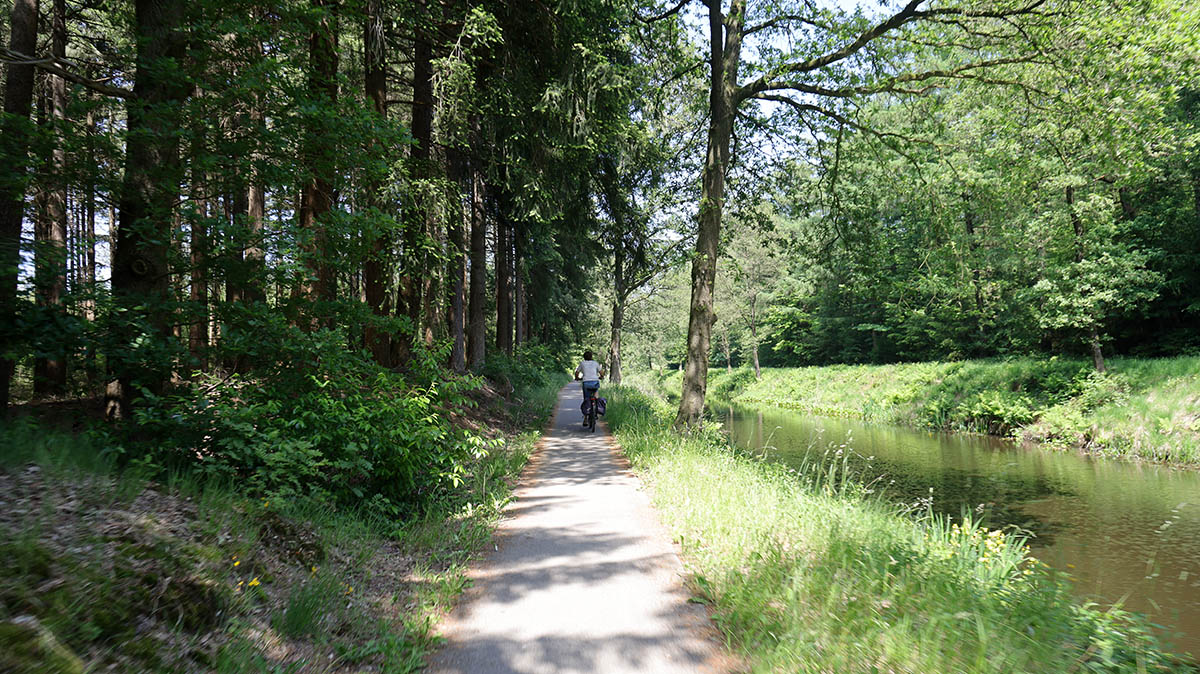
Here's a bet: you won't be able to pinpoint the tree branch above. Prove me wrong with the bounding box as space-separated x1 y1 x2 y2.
737 0 1048 103
637 0 692 24
754 56 1035 99
0 48 133 98
744 13 832 37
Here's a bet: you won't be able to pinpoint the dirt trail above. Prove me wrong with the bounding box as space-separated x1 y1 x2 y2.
427 384 731 674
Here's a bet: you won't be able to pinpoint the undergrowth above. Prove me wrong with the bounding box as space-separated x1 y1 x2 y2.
0 351 558 673
604 385 1191 673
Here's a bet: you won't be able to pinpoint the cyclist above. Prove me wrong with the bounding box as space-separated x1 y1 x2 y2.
574 350 605 424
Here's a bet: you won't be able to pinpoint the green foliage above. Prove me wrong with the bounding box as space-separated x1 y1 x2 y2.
102 316 489 518
704 356 1200 465
479 343 568 397
604 385 1186 673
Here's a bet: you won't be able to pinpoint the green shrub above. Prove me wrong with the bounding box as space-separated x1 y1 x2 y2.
107 317 488 518
961 390 1039 435
480 343 567 397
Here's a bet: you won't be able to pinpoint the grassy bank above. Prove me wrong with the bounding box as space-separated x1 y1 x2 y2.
604 385 1190 673
0 371 562 673
662 356 1200 464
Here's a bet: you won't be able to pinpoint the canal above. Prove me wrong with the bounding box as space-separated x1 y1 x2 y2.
715 402 1200 655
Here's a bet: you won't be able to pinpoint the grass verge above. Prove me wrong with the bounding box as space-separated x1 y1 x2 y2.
658 356 1200 465
605 385 1192 673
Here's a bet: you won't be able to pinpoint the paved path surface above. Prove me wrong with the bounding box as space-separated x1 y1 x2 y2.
427 384 731 674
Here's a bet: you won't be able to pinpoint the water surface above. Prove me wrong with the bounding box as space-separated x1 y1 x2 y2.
716 403 1200 655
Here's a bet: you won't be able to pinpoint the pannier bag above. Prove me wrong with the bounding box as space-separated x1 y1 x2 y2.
580 397 608 416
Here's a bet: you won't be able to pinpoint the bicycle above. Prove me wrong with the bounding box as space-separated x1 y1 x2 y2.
583 391 598 432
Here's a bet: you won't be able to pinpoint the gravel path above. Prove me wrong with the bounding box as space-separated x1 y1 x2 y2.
426 384 732 674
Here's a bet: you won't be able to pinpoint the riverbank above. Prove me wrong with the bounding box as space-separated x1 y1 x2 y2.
0 372 561 672
604 385 1191 672
651 356 1200 465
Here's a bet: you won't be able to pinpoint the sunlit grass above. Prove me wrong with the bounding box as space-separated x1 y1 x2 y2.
605 386 1187 673
687 356 1200 465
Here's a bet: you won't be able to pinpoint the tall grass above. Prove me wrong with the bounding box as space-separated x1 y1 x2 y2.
605 386 1188 673
694 356 1200 465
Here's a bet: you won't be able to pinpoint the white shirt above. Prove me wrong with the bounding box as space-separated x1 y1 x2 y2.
575 360 603 381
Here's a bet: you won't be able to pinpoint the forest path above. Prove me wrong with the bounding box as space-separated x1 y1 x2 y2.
426 383 732 674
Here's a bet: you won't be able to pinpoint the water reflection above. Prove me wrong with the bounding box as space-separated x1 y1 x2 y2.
715 402 1200 655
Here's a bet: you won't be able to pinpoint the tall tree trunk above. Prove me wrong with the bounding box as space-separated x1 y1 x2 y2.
514 222 526 348
447 149 467 372
84 107 96 322
467 141 487 369
35 51 69 396
0 0 39 411
363 0 391 365
676 0 744 431
189 156 208 370
242 25 266 308
496 206 512 356
42 0 68 394
398 3 435 355
107 0 189 420
227 182 248 306
608 235 626 385
295 0 338 320
608 294 625 386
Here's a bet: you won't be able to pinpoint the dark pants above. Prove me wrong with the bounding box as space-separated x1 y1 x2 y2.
581 380 599 402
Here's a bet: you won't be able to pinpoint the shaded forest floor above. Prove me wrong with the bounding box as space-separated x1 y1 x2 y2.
0 378 558 673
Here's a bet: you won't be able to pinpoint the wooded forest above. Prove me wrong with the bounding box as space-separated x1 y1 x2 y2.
3 1 1200 670
1 0 1198 435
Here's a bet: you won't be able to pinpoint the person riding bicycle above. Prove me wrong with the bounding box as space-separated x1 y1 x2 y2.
574 351 605 423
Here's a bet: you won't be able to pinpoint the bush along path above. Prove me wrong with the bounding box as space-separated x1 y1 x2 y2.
427 384 732 674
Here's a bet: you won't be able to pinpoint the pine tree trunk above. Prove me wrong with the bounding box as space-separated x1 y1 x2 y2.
447 149 467 373
295 0 339 321
0 0 40 411
107 0 189 420
363 0 391 366
35 66 69 396
42 0 68 396
84 107 96 322
514 222 526 348
189 160 208 371
608 295 624 386
467 140 487 369
496 207 513 356
243 26 266 309
398 7 435 356
676 0 744 431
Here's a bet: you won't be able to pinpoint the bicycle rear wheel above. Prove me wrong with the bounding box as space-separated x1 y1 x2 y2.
588 401 596 432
